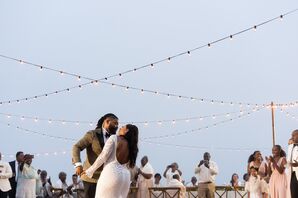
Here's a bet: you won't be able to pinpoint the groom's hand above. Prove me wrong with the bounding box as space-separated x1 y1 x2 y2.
76 166 83 176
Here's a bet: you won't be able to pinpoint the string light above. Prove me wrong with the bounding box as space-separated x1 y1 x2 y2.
1 10 295 84
0 79 267 107
141 141 270 152
0 108 256 127
141 107 263 140
0 108 262 147
0 9 296 106
0 121 76 142
1 150 70 158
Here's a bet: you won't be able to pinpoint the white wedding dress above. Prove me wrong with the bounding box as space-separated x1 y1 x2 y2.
85 135 131 198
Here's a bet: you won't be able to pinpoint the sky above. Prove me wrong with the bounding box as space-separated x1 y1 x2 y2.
1 0 298 185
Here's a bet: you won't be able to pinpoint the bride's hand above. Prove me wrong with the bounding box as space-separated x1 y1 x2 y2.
80 171 86 176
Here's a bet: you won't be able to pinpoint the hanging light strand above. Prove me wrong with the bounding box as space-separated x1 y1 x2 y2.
0 79 268 107
0 9 296 82
142 140 270 152
141 107 264 140
1 10 297 106
0 121 77 142
0 108 256 126
0 108 263 143
1 150 69 159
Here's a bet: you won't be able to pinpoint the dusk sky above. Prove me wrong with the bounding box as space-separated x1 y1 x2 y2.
1 0 298 185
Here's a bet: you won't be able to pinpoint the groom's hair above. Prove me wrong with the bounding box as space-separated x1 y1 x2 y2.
96 113 118 129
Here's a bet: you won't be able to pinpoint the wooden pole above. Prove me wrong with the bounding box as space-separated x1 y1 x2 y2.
271 101 276 146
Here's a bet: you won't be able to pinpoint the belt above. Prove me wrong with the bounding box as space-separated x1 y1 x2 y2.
199 181 212 184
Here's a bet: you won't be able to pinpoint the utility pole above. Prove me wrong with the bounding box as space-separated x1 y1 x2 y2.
271 101 276 146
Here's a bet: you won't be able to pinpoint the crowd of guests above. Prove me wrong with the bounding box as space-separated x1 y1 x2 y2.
0 151 84 198
1 129 297 198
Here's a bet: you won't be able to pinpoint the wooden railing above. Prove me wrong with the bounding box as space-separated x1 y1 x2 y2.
128 186 248 198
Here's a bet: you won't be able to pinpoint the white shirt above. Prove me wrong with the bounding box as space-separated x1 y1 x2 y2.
287 144 298 179
167 179 186 198
0 160 13 192
195 160 218 183
138 162 154 183
165 169 181 186
54 180 73 198
245 175 262 198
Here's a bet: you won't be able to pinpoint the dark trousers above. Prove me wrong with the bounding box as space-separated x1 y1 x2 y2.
83 181 97 198
0 190 8 198
291 172 298 198
8 181 16 198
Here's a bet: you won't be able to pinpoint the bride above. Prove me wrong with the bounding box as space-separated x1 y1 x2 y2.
83 124 139 198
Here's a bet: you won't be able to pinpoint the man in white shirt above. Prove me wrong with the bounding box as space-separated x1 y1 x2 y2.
195 152 218 198
53 172 73 198
186 176 198 187
70 174 84 198
288 129 298 198
137 156 154 198
167 174 186 198
0 152 13 197
163 162 182 186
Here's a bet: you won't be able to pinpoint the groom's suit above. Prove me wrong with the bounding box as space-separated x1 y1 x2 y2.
72 128 106 197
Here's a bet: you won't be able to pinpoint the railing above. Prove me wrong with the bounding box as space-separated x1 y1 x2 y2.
128 186 247 198
187 186 247 198
149 187 182 198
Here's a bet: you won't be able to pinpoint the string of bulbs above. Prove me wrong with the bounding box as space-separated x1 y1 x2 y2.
0 107 261 143
142 140 270 152
142 107 263 140
0 108 254 127
1 9 297 107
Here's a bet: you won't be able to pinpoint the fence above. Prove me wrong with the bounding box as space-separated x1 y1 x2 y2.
127 186 247 198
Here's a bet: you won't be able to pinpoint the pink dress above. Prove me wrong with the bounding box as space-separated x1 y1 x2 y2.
269 157 287 198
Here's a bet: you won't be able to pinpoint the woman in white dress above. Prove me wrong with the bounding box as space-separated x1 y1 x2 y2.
84 124 139 198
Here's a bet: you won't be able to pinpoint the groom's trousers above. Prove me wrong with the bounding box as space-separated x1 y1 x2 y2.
83 181 97 198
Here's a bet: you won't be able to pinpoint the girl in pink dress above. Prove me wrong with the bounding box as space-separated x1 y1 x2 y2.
267 145 287 198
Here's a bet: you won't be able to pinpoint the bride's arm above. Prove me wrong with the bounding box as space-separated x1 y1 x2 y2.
85 135 116 178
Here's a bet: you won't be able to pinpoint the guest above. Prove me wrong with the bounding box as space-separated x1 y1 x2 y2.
167 174 186 198
247 151 267 177
287 129 298 198
195 152 218 198
137 156 154 198
163 162 182 186
267 145 287 198
243 173 249 184
186 176 198 187
38 170 53 198
53 172 73 198
69 174 84 198
16 154 39 198
248 151 269 197
230 173 241 187
0 152 13 197
245 167 263 198
8 151 24 198
153 173 162 187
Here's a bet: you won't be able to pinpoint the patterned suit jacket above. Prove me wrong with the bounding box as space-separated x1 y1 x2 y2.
72 128 105 183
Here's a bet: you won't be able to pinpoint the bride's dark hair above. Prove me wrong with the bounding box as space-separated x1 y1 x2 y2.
124 124 139 168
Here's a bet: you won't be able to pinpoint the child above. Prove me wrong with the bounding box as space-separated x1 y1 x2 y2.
245 167 264 198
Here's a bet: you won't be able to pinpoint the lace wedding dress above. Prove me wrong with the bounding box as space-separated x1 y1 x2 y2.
85 135 131 198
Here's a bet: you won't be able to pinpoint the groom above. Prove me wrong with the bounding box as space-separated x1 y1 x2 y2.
72 113 119 198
